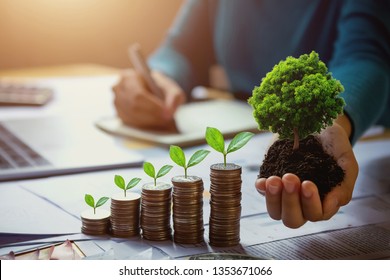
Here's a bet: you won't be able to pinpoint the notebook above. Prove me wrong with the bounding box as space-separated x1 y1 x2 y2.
96 99 260 147
0 116 144 182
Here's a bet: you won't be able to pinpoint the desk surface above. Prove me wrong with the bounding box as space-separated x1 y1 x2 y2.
0 63 120 77
0 64 389 260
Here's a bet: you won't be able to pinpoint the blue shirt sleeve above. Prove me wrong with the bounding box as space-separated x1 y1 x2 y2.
328 0 390 144
148 0 216 95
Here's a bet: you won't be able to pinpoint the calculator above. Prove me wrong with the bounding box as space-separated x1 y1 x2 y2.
0 82 53 106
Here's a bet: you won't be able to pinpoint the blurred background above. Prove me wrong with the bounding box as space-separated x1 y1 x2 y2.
0 0 183 70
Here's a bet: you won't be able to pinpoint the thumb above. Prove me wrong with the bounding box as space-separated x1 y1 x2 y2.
163 88 186 119
151 71 186 120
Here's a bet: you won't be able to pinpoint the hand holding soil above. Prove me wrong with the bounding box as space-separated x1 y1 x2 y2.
255 122 358 228
249 51 359 228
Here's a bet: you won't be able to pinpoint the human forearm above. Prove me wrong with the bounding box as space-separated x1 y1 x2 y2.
148 0 215 95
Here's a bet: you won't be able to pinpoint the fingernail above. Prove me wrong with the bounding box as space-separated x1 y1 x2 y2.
284 180 295 194
256 188 265 196
302 186 312 198
268 184 279 195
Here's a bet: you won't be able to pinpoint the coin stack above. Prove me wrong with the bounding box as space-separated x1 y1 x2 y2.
81 209 110 236
140 182 173 241
172 175 204 244
209 163 242 247
110 192 141 237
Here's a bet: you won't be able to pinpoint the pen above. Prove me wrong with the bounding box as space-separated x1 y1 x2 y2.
128 43 165 100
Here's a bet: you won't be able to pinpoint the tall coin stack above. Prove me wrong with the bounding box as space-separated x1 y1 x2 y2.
81 209 110 236
110 192 141 237
140 182 173 241
209 163 242 247
172 175 204 244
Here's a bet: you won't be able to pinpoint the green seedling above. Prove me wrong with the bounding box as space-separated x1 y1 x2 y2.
205 127 254 167
143 161 173 186
84 194 109 214
114 175 141 197
248 51 345 150
169 145 210 178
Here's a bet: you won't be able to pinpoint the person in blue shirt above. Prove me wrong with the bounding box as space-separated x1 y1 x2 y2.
113 0 390 228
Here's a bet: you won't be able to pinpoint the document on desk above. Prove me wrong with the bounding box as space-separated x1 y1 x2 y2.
0 182 81 235
96 99 260 147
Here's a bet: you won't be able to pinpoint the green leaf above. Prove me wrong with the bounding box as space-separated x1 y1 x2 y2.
156 165 173 179
205 127 225 153
187 149 210 168
114 175 125 190
227 132 255 154
96 197 109 208
143 162 155 178
126 177 141 190
84 194 95 208
169 145 186 167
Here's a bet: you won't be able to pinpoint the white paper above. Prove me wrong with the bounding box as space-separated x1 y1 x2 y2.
0 183 81 235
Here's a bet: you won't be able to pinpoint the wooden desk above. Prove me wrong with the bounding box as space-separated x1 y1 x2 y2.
0 63 120 78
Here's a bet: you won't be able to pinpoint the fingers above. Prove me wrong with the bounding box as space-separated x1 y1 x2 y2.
164 89 186 118
113 84 164 128
255 174 325 228
301 180 323 221
265 176 283 220
152 71 186 119
281 174 306 228
112 69 185 130
255 177 266 196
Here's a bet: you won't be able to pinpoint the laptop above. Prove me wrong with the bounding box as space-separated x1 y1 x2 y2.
0 116 144 181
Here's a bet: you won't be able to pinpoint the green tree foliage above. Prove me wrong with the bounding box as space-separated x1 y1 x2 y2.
248 51 345 149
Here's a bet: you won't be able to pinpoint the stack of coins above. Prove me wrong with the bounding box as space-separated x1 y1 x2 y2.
140 182 173 241
172 175 204 244
209 163 242 247
81 209 110 236
110 192 141 237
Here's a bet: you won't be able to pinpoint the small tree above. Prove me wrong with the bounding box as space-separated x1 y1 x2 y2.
248 51 345 150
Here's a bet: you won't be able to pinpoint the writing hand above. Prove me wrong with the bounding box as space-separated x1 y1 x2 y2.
112 69 186 131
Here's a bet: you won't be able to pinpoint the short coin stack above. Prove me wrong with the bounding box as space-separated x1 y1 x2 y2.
172 175 204 244
140 182 173 241
81 209 110 236
110 192 141 237
209 163 242 247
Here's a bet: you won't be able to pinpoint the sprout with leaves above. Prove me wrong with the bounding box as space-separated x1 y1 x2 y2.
143 161 173 186
205 127 254 167
169 145 210 178
84 194 109 215
248 51 345 150
114 175 141 197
